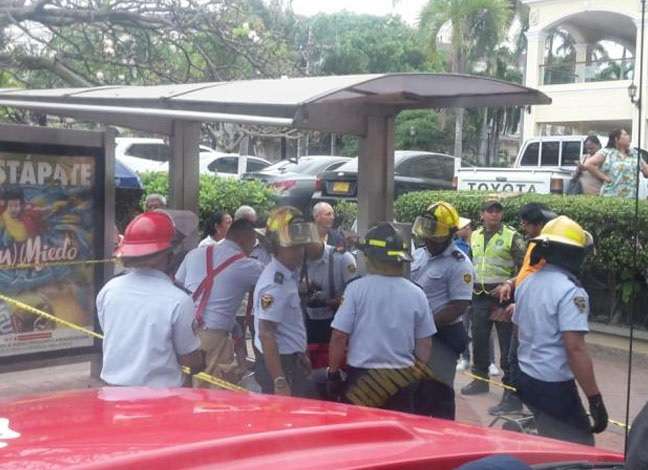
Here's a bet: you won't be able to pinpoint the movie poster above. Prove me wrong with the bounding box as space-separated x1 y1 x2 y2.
0 153 98 358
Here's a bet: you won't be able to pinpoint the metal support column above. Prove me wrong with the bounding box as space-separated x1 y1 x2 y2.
357 114 395 237
169 120 200 213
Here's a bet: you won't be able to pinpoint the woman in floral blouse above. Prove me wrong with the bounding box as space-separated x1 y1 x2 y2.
584 128 648 199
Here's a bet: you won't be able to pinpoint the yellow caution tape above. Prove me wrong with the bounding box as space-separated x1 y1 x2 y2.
0 258 116 270
0 292 245 393
463 371 517 392
0 293 103 340
462 370 630 430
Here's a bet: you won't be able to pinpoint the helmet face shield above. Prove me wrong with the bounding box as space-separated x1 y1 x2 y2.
277 221 320 247
412 215 451 240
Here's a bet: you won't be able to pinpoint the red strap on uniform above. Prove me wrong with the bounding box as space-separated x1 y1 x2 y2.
193 245 246 326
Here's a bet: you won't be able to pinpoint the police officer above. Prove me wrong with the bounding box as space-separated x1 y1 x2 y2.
328 222 436 412
253 206 320 397
410 202 474 420
97 211 204 387
301 239 357 372
514 216 608 446
462 196 526 396
175 219 264 386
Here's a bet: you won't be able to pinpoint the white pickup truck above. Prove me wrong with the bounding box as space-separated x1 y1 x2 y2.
455 135 647 197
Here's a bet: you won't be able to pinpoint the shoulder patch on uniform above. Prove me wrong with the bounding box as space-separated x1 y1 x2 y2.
347 263 357 274
261 293 274 310
463 273 473 284
452 250 465 261
573 296 587 313
173 280 192 295
274 272 284 285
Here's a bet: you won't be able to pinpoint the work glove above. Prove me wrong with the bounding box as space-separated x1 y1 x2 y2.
326 369 345 401
588 394 608 434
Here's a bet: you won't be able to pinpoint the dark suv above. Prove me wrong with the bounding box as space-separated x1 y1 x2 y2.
312 150 457 204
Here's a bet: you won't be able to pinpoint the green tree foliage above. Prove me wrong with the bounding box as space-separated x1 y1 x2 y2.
139 171 277 230
293 13 436 76
418 0 512 160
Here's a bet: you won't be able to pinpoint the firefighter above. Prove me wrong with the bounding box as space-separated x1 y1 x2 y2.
514 216 607 446
175 218 264 386
461 196 526 396
253 206 320 397
97 211 204 387
328 222 435 413
410 201 474 420
301 238 357 377
490 203 557 415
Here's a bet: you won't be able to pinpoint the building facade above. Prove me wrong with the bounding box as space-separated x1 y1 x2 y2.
522 0 645 146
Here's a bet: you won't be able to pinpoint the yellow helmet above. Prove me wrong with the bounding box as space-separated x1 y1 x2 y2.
412 201 460 240
532 215 593 248
266 206 320 248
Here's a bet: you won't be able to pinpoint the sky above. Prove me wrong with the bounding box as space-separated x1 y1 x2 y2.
290 0 429 25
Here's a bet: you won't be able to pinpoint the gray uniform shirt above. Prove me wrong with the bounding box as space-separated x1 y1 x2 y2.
304 245 357 320
175 240 264 332
253 257 307 355
513 264 589 382
410 243 474 324
332 275 436 369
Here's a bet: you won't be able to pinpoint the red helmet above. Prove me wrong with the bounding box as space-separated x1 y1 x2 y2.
116 211 175 258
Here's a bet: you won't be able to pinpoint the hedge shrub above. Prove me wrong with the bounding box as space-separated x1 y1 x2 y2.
395 191 648 326
139 172 277 229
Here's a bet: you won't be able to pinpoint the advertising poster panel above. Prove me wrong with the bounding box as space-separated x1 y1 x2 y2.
0 144 105 360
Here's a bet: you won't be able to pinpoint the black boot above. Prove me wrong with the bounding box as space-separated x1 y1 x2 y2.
488 390 523 415
460 379 489 395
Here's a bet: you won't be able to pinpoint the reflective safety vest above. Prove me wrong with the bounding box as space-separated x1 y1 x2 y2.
471 226 516 288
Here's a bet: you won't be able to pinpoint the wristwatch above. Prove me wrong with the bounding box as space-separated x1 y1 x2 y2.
273 376 288 387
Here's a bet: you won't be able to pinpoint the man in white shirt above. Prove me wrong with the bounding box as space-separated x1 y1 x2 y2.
98 211 203 387
176 219 263 385
199 211 232 247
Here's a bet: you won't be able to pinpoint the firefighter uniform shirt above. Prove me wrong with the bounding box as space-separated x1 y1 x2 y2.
175 240 263 332
253 257 306 355
513 264 590 382
97 268 200 387
410 243 474 324
332 275 436 369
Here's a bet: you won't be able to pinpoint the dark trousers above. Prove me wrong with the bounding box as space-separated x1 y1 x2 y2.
414 323 466 420
508 331 520 390
517 371 594 446
344 366 418 413
471 293 513 385
254 352 313 398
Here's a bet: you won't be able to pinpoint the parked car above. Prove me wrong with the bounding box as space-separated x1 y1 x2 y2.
454 134 648 196
115 137 271 178
0 388 624 469
205 153 271 178
312 151 457 204
243 155 351 213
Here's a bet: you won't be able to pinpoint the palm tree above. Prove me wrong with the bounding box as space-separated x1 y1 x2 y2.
418 0 511 161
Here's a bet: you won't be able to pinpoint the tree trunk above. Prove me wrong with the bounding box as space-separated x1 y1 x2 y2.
478 109 489 165
454 109 464 160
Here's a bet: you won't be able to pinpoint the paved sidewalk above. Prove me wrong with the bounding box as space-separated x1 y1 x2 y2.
1 336 645 454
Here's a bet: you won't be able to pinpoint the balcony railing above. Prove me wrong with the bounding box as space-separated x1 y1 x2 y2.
539 58 634 85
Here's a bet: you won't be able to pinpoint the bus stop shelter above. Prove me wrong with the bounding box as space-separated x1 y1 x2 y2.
0 73 550 234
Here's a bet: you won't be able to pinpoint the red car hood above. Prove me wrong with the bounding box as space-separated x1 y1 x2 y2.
0 388 622 469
